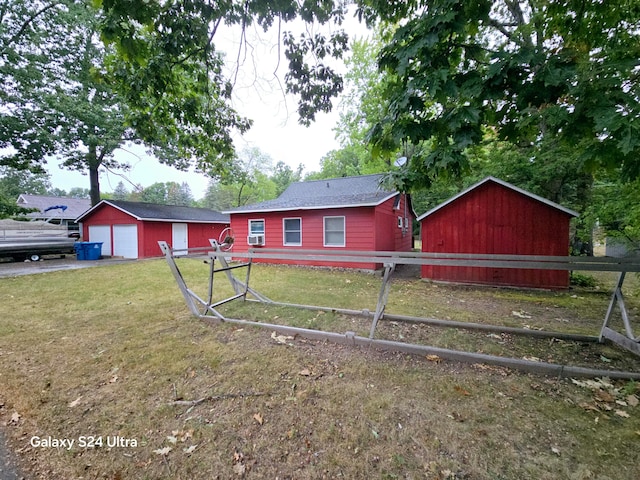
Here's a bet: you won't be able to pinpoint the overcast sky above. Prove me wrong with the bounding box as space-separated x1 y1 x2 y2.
47 10 370 200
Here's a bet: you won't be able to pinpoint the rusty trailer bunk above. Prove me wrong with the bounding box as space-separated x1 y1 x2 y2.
158 241 640 379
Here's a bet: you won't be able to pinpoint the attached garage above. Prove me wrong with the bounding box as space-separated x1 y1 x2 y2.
76 200 229 259
418 177 579 289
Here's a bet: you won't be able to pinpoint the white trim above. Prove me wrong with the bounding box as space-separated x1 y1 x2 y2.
323 216 346 247
416 176 579 221
282 217 302 246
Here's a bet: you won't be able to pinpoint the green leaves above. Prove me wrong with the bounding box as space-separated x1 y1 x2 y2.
365 0 640 188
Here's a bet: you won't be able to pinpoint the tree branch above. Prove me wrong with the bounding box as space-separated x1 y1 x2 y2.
0 1 64 55
170 391 271 406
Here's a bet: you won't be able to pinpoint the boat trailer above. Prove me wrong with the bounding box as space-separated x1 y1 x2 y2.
158 240 640 379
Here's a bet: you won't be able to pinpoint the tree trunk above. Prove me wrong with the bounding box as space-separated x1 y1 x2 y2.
88 144 101 206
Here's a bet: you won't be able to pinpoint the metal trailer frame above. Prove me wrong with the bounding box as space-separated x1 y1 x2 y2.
158 241 640 379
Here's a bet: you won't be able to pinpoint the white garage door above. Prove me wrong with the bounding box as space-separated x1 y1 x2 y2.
88 225 112 257
113 224 138 259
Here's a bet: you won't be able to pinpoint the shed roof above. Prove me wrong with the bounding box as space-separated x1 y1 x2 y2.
416 176 579 222
224 174 397 214
76 200 229 224
17 194 91 221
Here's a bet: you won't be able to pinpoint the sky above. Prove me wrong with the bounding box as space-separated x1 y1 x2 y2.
46 10 370 200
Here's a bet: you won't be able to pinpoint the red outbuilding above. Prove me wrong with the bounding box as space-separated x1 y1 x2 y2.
76 200 229 259
418 177 579 289
225 174 415 270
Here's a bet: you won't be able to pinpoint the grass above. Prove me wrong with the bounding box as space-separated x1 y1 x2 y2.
0 258 639 479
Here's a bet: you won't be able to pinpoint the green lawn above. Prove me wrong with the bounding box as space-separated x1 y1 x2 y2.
0 258 639 479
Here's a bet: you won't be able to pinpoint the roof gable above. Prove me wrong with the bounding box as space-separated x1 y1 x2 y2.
417 176 579 221
76 200 229 223
225 174 397 213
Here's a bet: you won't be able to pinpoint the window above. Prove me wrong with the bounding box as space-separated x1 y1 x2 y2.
397 216 403 228
248 219 265 235
324 216 345 247
283 218 302 246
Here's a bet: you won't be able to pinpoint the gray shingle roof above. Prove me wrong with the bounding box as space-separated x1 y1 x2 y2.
76 200 229 223
17 194 91 221
224 174 397 213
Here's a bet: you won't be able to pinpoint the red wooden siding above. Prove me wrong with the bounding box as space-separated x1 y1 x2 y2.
421 181 572 289
81 204 228 258
230 194 413 270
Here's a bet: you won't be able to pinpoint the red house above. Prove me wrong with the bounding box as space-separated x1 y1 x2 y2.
418 177 579 289
225 174 415 270
76 200 229 259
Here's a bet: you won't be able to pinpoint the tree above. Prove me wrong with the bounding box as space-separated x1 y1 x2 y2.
201 148 280 210
1 1 137 206
137 181 195 206
67 187 91 199
363 0 640 188
271 161 303 196
585 175 640 253
95 0 349 152
0 166 51 198
166 182 194 207
112 181 129 200
48 188 68 197
1 1 258 206
0 166 50 218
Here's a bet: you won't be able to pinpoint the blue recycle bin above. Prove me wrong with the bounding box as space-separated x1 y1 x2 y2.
74 242 103 261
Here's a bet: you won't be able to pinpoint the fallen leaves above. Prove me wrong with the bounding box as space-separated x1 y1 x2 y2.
454 385 471 396
183 445 197 455
153 446 172 456
425 354 441 363
572 377 638 419
271 331 294 345
233 450 247 476
154 430 196 459
9 411 20 425
253 412 264 425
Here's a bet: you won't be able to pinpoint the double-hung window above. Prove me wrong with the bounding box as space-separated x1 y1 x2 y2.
323 216 345 247
283 218 302 246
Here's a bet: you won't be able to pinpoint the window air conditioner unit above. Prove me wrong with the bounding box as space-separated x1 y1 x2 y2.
247 234 264 246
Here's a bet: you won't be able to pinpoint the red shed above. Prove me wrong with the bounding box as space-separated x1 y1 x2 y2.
76 200 229 259
225 174 415 270
418 177 578 289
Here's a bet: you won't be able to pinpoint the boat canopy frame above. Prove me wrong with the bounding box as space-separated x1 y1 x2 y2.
158 241 640 379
